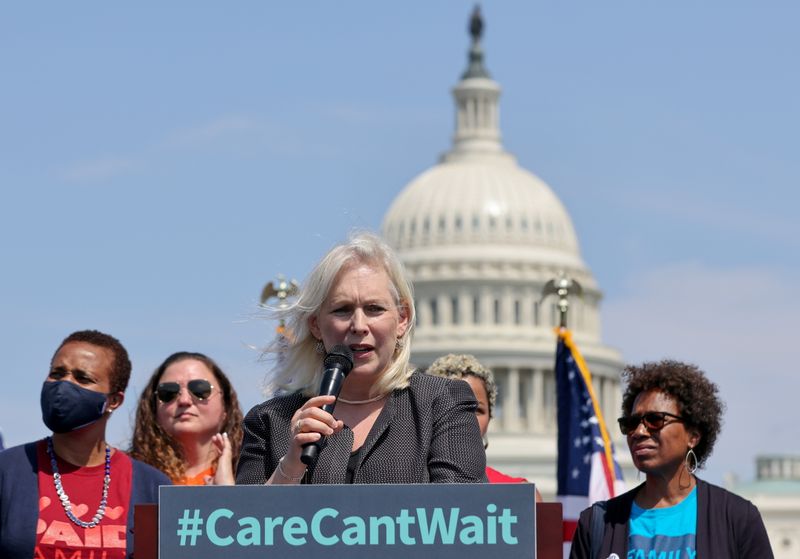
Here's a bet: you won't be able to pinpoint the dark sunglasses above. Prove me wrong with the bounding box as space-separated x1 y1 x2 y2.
156 379 214 403
617 411 684 435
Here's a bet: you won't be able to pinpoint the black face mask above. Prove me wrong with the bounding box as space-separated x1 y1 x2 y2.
40 381 109 433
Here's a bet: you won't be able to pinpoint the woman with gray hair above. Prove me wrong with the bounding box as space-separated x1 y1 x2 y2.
236 231 486 485
428 354 542 500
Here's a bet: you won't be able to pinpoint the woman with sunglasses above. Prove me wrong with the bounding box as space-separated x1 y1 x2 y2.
130 352 244 485
427 353 542 500
236 232 486 485
569 360 772 559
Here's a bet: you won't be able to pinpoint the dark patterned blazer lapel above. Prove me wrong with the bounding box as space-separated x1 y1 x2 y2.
310 425 353 484
356 391 398 468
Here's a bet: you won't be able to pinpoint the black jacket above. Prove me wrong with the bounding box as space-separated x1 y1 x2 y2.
236 372 487 485
569 478 773 559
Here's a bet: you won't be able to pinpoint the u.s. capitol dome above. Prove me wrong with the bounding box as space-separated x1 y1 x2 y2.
381 10 625 497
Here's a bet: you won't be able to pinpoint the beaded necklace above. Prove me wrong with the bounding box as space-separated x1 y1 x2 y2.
46 436 111 529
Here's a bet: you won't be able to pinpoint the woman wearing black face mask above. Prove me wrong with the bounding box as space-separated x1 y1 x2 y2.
0 330 170 559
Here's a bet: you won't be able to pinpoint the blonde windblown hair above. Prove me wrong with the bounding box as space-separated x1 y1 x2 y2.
264 231 416 398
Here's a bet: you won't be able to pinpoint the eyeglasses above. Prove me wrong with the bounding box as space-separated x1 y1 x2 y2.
617 411 684 435
156 379 214 403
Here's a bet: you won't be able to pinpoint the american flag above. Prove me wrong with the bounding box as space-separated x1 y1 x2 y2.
555 328 625 557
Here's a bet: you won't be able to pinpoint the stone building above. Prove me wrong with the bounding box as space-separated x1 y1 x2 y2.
731 455 800 559
381 11 627 498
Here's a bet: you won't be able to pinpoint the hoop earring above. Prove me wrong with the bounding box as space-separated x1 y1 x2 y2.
685 448 698 474
314 340 325 355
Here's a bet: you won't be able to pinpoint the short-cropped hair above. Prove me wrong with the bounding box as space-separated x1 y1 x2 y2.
55 330 131 394
427 354 496 418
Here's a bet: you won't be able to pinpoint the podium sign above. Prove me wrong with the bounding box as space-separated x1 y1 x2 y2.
159 483 536 558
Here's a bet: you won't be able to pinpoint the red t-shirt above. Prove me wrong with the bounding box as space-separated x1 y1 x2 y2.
35 440 133 559
486 465 527 483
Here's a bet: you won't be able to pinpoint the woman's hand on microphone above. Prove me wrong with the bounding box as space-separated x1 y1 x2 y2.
268 395 344 485
287 395 344 460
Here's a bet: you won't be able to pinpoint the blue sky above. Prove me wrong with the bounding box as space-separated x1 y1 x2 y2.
2 1 798 485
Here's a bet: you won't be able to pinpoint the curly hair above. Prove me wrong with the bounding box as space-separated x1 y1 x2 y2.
129 352 244 483
55 330 131 394
426 354 497 418
621 360 724 469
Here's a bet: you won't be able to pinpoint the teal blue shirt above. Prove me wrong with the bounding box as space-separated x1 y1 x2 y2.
627 486 697 559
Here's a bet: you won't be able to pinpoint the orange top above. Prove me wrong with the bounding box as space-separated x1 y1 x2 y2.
176 466 215 486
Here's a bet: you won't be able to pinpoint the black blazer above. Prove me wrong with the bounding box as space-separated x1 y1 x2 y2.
569 478 774 559
236 372 487 485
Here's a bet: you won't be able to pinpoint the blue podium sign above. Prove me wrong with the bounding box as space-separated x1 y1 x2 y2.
159 483 536 558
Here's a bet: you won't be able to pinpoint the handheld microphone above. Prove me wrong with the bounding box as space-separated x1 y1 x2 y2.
300 344 354 466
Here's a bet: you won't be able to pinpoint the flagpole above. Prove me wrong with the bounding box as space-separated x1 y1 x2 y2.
260 274 300 336
541 273 582 329
544 274 623 558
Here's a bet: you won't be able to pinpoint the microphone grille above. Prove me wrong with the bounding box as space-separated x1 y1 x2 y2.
324 344 354 374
